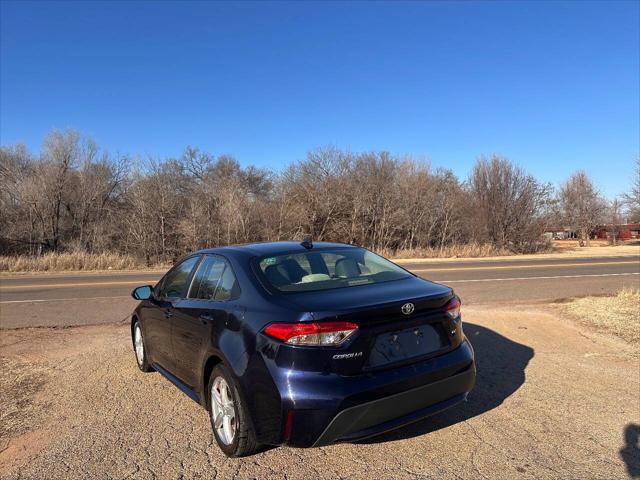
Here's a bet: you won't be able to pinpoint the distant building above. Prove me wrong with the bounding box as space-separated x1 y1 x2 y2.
544 224 640 241
593 224 640 240
543 227 578 240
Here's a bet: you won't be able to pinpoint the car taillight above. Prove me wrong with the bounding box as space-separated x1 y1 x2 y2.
263 321 358 346
445 296 461 319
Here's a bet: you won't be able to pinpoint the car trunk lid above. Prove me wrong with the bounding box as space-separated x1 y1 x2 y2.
279 277 458 375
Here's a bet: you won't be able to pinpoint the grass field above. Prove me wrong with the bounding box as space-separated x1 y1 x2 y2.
564 288 640 345
0 252 168 273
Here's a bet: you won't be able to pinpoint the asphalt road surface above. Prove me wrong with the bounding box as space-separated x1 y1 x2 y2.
1 254 638 329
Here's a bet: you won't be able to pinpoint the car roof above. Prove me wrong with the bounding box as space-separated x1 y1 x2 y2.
195 241 358 258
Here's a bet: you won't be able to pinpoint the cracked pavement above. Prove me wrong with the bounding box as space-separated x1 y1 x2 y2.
1 305 638 479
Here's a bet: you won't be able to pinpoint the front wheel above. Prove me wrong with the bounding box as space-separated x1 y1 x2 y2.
208 364 260 457
132 321 153 372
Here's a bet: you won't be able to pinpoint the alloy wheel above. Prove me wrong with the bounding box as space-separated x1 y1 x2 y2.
211 376 236 445
134 324 144 366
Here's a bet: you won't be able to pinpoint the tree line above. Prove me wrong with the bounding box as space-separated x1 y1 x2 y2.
1 129 637 262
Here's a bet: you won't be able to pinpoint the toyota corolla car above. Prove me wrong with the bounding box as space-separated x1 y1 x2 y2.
130 241 475 457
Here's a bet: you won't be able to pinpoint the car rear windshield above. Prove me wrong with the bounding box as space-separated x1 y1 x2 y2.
255 247 412 293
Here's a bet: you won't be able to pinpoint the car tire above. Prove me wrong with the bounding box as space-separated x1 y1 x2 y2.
208 364 260 457
132 321 153 372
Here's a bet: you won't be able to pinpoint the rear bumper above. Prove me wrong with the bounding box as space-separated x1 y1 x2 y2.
313 364 475 446
272 338 475 447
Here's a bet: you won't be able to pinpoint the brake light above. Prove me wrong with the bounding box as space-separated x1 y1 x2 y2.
445 296 461 319
263 321 358 346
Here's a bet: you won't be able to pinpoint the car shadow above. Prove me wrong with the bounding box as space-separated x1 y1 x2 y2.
356 322 534 444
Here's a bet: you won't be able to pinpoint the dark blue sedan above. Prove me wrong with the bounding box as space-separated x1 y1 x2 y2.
130 241 476 457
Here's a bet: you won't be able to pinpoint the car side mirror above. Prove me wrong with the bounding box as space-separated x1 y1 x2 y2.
132 285 153 300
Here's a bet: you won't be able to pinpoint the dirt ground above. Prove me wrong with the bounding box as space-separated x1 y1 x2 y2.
1 306 639 480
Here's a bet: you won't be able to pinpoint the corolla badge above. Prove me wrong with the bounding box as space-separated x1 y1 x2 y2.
401 302 415 315
332 352 363 360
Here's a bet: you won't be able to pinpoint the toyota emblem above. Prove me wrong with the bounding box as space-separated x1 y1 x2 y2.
401 302 415 315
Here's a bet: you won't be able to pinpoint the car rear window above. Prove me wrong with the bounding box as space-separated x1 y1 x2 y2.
255 247 411 293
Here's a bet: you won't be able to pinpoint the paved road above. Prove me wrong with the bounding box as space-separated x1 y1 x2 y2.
1 255 638 329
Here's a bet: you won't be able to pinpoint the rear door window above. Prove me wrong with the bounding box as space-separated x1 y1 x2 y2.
188 256 226 300
188 255 240 301
214 263 240 301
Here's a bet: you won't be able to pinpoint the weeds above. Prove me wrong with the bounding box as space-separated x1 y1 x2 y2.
383 243 518 259
0 252 167 272
565 288 640 345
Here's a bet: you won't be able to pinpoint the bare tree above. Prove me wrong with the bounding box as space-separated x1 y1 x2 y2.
41 129 81 250
607 199 623 245
559 171 606 246
468 155 551 252
0 145 38 252
0 129 579 261
65 142 129 252
622 158 640 223
282 147 353 241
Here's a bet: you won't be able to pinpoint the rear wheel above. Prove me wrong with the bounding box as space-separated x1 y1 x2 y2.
133 321 152 372
208 364 260 457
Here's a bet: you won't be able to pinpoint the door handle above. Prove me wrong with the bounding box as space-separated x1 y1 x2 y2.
199 313 214 322
164 309 173 319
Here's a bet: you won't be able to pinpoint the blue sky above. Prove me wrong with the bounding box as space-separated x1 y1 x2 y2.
1 0 638 198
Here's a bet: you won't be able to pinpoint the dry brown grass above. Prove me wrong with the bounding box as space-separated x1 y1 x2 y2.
0 252 166 272
1 244 530 271
565 288 640 345
0 356 49 441
552 239 613 249
386 243 518 260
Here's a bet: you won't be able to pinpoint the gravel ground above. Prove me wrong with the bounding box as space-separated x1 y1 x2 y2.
1 306 638 480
